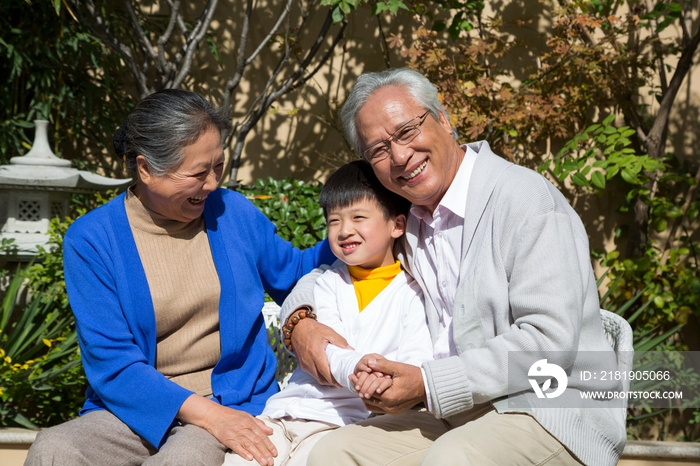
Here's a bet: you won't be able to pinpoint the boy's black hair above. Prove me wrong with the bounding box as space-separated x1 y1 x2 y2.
319 160 411 220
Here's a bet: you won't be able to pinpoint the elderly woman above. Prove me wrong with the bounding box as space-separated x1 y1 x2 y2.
25 89 334 466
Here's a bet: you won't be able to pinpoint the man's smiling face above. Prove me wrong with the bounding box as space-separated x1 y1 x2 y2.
355 85 463 213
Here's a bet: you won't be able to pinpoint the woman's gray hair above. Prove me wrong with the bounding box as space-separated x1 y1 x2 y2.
340 68 458 156
113 89 229 177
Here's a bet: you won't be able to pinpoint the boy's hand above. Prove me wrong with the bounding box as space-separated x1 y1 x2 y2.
353 358 427 416
352 371 393 399
354 353 387 377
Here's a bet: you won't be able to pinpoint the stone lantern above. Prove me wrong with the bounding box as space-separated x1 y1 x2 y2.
0 120 131 260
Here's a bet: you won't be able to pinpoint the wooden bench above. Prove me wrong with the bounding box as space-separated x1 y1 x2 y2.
3 304 699 465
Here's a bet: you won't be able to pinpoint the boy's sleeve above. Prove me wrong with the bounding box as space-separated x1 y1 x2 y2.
313 270 365 390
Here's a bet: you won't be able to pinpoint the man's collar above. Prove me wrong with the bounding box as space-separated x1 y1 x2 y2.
410 143 476 223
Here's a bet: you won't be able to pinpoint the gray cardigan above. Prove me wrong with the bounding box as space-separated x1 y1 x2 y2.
281 141 627 465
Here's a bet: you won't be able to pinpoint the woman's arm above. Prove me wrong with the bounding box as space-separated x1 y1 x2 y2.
178 395 277 466
64 230 193 449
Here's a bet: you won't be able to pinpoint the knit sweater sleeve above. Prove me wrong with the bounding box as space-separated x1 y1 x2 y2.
423 172 589 418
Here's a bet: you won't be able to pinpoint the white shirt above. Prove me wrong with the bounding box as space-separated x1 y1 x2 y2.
412 144 476 411
411 144 477 360
262 265 433 426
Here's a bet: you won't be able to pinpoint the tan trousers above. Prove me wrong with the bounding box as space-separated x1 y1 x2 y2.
223 415 337 466
24 410 227 466
307 406 582 466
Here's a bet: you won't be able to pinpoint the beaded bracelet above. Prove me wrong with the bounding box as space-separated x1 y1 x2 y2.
283 307 317 352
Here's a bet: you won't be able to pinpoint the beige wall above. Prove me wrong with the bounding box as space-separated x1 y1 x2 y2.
188 1 699 187
183 1 409 185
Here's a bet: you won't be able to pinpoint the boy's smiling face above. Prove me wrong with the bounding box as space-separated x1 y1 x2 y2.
326 197 406 269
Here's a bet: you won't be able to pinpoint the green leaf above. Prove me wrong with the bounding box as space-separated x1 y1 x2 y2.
332 6 344 23
606 164 620 179
572 172 590 187
653 218 668 232
591 171 606 189
621 169 640 185
666 206 683 218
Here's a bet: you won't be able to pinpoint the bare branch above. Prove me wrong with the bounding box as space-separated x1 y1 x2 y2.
246 0 293 66
124 1 156 63
660 165 700 267
156 0 181 81
289 18 348 92
645 0 671 93
375 11 391 68
225 9 347 186
165 0 189 35
171 0 219 88
72 0 151 96
222 0 255 113
644 26 700 158
223 0 294 115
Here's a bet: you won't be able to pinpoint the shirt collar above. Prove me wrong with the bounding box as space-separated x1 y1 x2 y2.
410 143 475 224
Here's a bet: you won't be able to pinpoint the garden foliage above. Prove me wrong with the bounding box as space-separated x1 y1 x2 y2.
0 183 325 428
0 0 134 172
237 177 327 249
388 0 699 439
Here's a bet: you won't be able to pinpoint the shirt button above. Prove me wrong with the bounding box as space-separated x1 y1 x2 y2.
442 280 447 287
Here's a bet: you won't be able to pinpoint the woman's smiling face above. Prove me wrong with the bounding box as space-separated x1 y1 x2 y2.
136 127 225 222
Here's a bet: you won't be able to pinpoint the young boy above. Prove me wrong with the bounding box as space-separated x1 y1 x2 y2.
223 160 433 466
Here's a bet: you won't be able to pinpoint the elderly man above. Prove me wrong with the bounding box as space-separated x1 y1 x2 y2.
281 68 626 465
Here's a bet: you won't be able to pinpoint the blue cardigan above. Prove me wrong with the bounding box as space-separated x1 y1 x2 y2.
63 188 333 449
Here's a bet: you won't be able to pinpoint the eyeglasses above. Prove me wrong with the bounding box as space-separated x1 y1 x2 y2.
362 110 431 163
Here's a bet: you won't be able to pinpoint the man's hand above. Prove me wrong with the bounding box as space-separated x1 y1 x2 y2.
349 357 426 416
290 314 350 387
178 394 277 465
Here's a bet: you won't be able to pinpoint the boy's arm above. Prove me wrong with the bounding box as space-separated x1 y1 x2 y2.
279 262 349 386
312 270 368 390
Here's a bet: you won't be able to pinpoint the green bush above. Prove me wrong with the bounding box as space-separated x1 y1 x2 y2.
0 182 326 427
237 177 327 248
0 191 117 428
0 268 84 428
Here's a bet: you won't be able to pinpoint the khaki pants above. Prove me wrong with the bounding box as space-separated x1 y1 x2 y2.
24 410 227 466
307 406 582 466
223 416 337 466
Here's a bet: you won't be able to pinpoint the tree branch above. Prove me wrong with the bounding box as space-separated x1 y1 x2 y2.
73 0 151 97
172 0 219 88
660 165 700 267
644 26 700 159
225 9 347 186
156 0 181 83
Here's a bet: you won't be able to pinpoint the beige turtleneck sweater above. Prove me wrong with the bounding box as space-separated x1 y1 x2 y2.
125 189 221 397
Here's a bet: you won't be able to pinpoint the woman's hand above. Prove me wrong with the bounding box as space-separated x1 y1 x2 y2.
178 394 277 465
290 314 350 387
